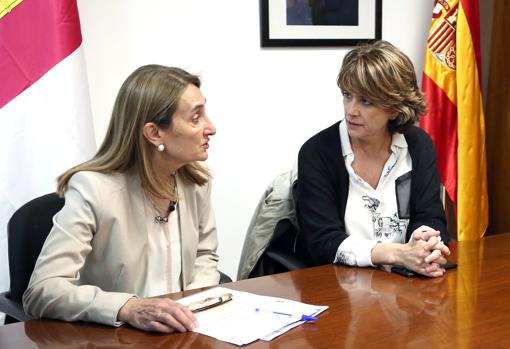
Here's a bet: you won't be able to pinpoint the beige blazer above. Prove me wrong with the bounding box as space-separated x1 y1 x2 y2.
23 169 219 326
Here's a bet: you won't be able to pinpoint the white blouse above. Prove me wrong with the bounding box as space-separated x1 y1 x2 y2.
142 198 182 297
334 120 412 267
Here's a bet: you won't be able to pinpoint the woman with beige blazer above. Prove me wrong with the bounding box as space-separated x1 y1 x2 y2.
23 65 220 333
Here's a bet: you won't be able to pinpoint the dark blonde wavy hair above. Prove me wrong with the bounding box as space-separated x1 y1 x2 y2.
57 65 209 201
337 40 426 133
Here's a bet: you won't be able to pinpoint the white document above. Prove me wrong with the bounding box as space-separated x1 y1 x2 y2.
177 287 328 346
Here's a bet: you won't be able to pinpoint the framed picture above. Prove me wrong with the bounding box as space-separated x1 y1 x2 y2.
260 0 382 47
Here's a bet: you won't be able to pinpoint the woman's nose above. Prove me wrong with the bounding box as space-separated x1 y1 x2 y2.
346 100 360 116
205 117 216 136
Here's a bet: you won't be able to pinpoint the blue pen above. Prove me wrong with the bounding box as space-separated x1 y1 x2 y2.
255 308 318 321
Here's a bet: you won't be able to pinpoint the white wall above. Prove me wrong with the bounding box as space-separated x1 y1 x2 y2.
76 0 434 280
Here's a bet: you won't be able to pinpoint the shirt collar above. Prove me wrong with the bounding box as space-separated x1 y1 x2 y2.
391 132 408 152
339 118 408 158
339 119 353 157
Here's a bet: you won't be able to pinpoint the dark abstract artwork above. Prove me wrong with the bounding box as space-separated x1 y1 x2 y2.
286 0 358 26
260 0 381 47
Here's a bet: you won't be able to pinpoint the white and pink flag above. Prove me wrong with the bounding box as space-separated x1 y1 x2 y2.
0 0 96 302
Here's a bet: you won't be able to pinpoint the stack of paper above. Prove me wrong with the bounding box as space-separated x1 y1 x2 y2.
177 287 328 346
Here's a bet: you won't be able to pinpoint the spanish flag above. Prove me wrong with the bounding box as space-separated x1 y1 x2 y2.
420 0 488 240
0 0 95 294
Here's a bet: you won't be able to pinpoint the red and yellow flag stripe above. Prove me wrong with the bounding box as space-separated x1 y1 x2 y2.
420 0 487 240
456 1 488 240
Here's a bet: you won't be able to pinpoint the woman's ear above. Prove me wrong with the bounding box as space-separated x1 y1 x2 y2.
142 122 161 147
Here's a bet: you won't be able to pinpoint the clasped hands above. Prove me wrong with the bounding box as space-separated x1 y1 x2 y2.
403 226 451 277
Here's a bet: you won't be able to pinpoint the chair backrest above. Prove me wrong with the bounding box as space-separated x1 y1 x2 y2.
247 217 304 278
7 193 64 302
237 168 305 280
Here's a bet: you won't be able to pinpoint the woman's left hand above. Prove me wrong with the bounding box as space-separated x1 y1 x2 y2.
411 227 450 265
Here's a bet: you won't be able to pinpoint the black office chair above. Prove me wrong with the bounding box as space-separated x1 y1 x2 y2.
0 192 231 325
0 193 64 324
247 218 305 278
218 271 232 284
237 169 306 280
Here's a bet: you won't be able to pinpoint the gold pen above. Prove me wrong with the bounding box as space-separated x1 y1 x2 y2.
187 293 233 313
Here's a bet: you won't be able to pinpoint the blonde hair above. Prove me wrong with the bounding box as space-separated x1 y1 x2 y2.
57 65 209 200
337 40 426 133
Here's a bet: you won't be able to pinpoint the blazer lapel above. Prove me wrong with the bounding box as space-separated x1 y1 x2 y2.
175 172 195 289
125 171 149 289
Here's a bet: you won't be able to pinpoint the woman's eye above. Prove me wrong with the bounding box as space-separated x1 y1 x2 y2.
192 115 200 124
361 98 372 106
342 91 352 98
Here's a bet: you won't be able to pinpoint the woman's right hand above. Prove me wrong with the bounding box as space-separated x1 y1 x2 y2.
117 297 198 333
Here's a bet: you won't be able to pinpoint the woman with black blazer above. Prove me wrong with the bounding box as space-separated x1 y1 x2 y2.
296 41 450 277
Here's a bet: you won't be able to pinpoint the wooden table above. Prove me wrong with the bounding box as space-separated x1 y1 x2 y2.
2 233 510 348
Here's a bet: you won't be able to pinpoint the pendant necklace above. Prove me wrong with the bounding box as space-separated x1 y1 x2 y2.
154 173 177 224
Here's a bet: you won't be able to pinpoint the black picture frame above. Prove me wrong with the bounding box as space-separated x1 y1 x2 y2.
260 0 382 47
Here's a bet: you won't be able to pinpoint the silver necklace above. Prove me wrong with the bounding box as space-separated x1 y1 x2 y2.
154 173 177 224
154 200 176 223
